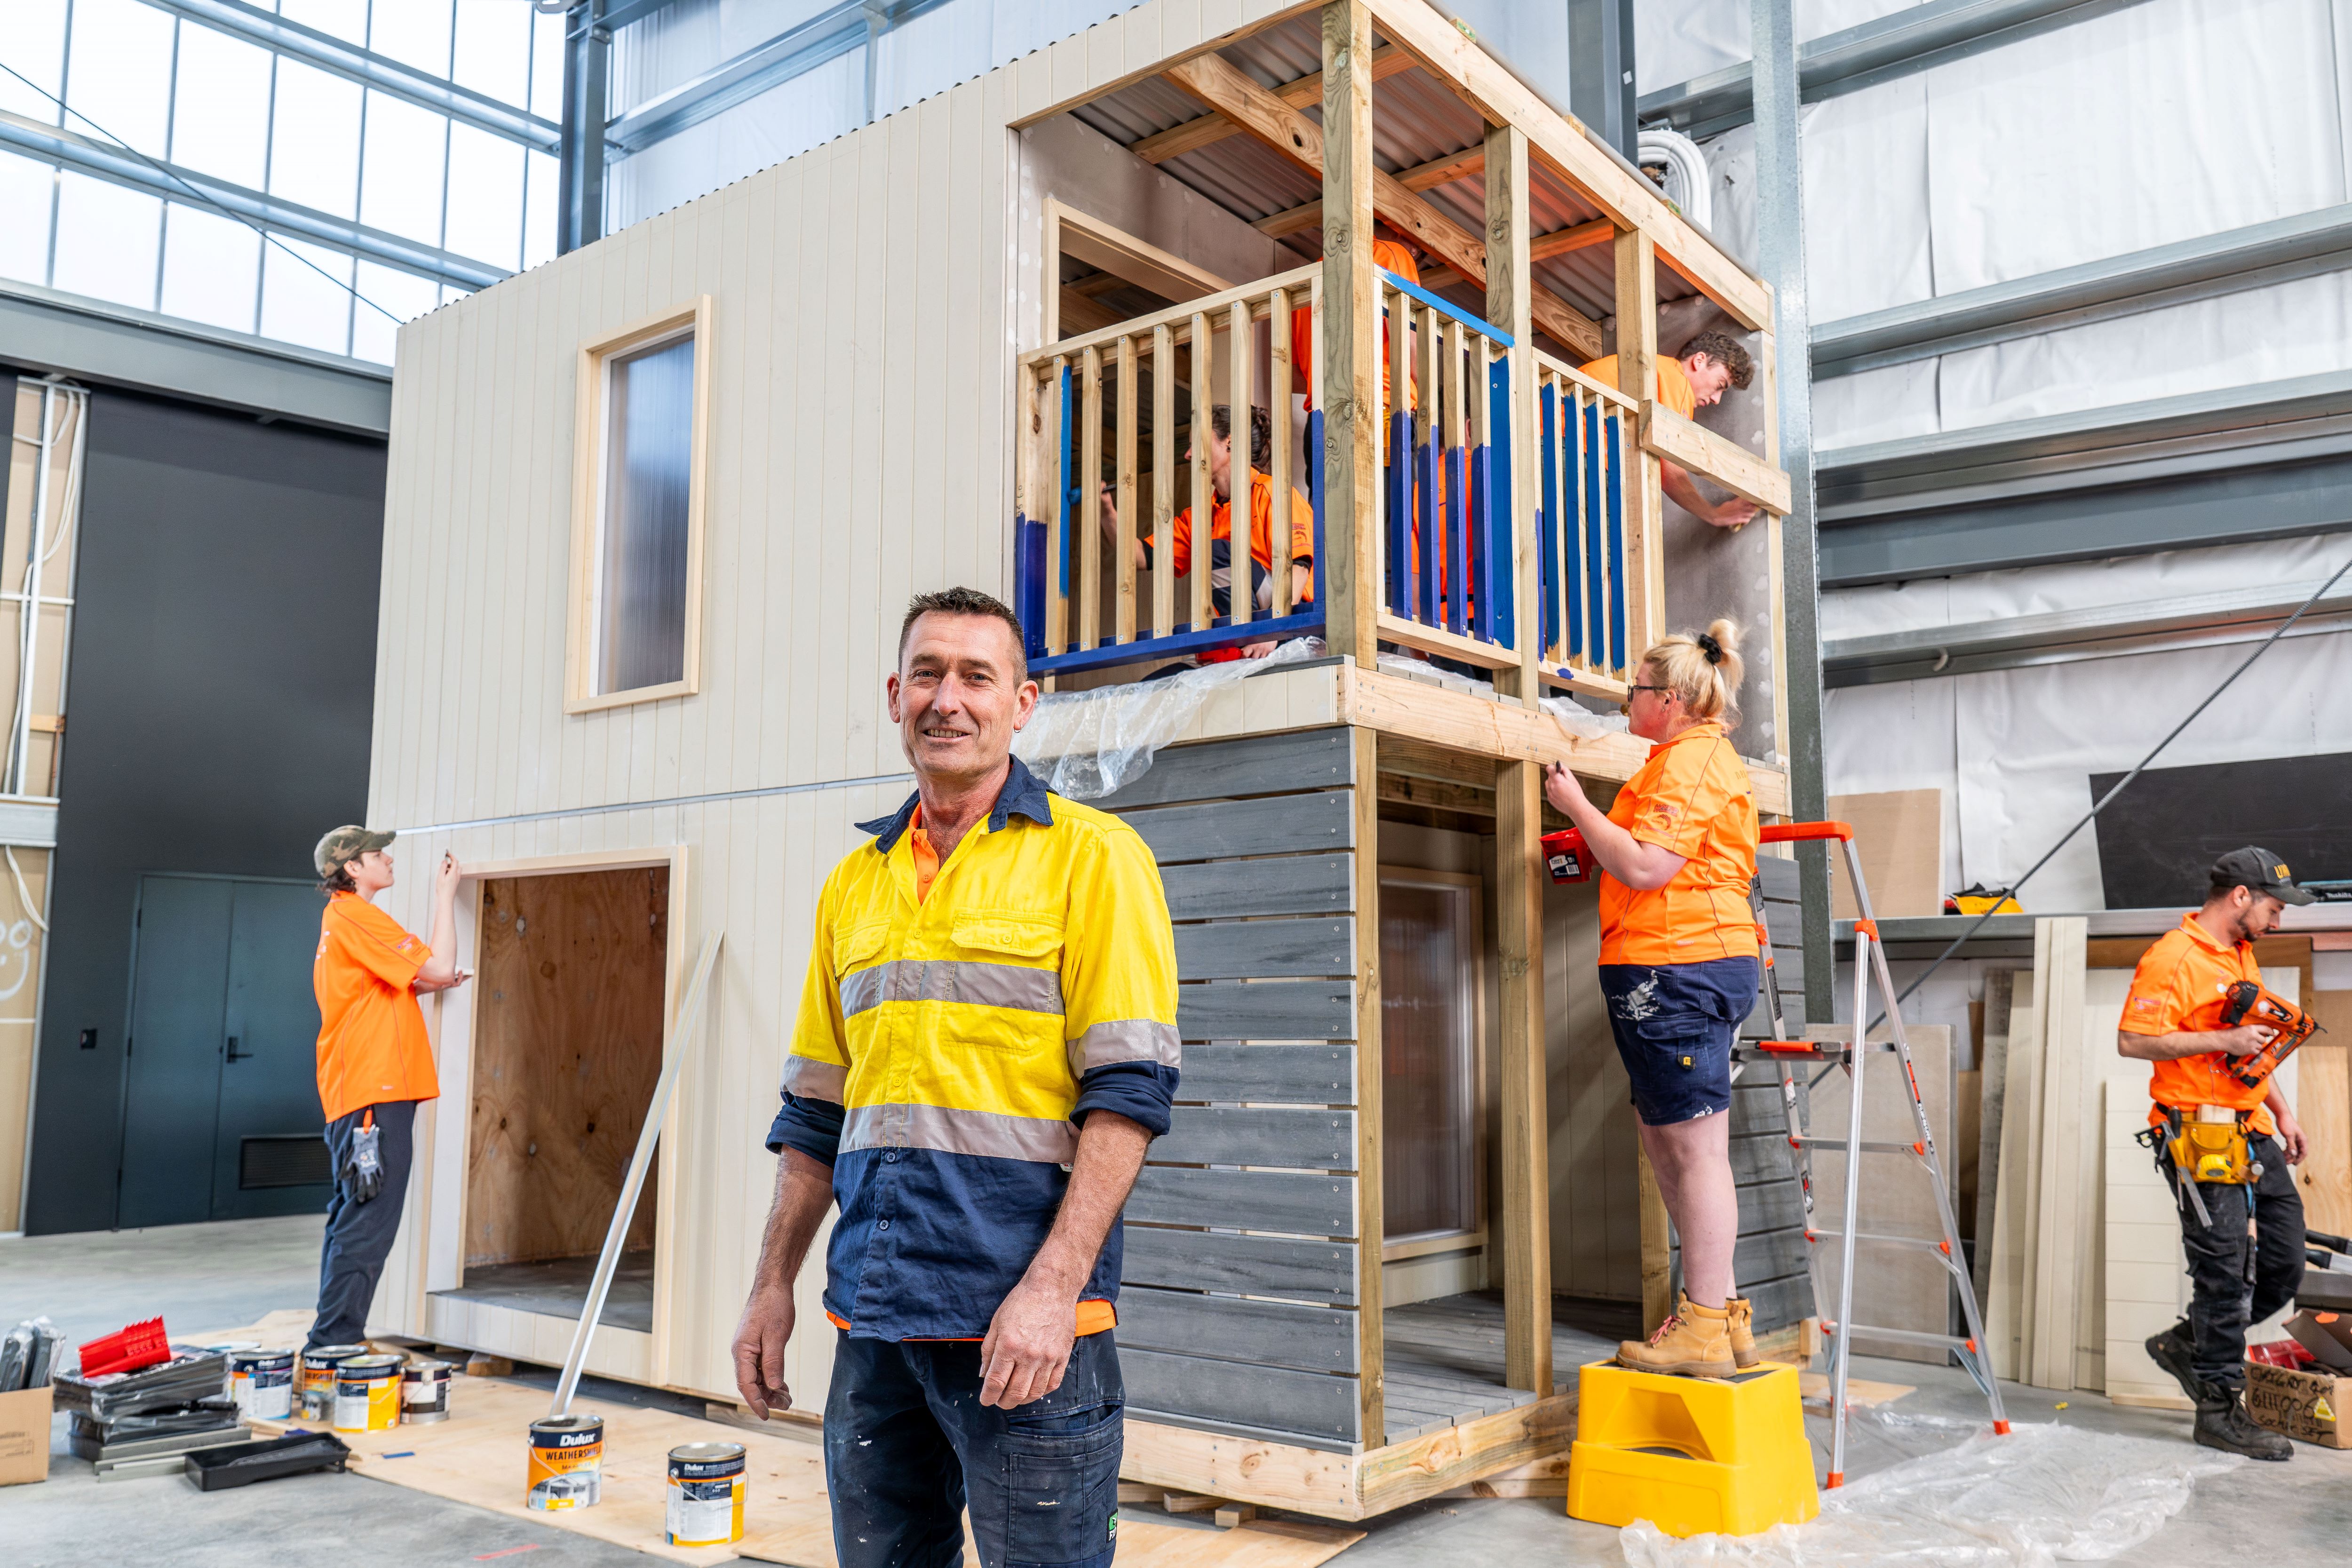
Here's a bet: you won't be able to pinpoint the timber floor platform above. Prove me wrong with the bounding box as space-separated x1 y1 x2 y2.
1382 1291 1618 1441
434 1250 655 1332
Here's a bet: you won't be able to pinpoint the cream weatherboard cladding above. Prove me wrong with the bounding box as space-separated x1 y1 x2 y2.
361 60 1030 1405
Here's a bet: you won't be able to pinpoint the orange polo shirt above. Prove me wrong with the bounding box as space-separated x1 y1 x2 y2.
1598 721 1760 967
1581 354 1696 418
1171 469 1317 608
314 892 438 1124
1292 239 1422 414
2123 913 2274 1135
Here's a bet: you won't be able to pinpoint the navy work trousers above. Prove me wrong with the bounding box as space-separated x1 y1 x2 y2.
309 1099 417 1349
826 1329 1125 1568
2178 1131 2304 1392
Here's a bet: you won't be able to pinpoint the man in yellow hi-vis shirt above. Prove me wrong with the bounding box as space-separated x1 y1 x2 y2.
731 586 1178 1568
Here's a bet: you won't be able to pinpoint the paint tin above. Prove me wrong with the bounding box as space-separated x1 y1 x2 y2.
298 1345 369 1420
400 1359 452 1424
527 1415 604 1511
665 1441 746 1546
332 1354 405 1433
230 1349 295 1421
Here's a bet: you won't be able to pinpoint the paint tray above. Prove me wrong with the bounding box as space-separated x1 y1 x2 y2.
182 1430 351 1491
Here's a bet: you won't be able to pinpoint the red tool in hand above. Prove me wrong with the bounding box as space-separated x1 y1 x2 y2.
2222 980 2323 1089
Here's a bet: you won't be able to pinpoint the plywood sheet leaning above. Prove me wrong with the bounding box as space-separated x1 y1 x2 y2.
2026 917 2090 1392
1969 970 2023 1311
1824 789 1943 920
2299 990 2352 1237
1802 1024 1953 1364
1986 923 2070 1384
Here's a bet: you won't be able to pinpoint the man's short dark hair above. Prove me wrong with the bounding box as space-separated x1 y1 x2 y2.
1680 330 1755 390
898 587 1030 682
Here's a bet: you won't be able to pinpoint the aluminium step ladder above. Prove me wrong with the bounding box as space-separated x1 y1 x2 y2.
1736 820 2010 1486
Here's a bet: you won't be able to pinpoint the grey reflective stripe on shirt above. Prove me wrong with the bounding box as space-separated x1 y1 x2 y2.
838 959 1065 1019
1066 1018 1182 1076
779 1055 846 1101
840 1103 1079 1164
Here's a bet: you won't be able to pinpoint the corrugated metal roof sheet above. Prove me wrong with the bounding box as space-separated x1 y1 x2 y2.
1064 14 1705 349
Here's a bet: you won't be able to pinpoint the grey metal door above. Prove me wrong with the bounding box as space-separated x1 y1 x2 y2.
209 882 332 1219
118 876 327 1228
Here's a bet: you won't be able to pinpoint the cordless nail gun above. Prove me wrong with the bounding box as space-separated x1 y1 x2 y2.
2220 980 2323 1088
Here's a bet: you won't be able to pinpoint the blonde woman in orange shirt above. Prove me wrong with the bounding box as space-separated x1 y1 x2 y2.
1544 619 1760 1378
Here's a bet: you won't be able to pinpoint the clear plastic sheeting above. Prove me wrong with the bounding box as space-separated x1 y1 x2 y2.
1619 1410 2241 1568
1012 639 1322 801
1542 694 1632 741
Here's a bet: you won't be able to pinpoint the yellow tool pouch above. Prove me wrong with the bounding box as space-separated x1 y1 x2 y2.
2166 1107 2254 1186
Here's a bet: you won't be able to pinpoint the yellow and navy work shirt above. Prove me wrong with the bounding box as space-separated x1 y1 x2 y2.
766 756 1181 1340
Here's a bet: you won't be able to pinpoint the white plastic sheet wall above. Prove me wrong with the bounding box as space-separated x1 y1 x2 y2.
1648 0 2352 913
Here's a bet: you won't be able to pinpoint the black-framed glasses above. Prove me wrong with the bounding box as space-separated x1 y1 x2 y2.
1625 684 1672 696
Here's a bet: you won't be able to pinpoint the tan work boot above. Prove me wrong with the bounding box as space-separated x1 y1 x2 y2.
1617 1295 1738 1378
1727 1296 1758 1368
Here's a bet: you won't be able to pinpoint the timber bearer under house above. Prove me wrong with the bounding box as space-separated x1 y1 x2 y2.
358 0 1802 1521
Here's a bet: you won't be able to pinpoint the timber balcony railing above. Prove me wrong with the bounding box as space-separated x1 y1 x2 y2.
1014 265 1650 692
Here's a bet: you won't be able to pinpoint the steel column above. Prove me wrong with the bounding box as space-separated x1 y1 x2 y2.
1752 0 1831 1023
558 0 610 257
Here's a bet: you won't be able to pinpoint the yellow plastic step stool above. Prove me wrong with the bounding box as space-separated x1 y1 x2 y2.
1565 1360 1819 1538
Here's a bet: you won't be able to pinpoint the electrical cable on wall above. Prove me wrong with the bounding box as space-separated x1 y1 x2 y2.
1852 548 2352 1035
0 60 406 326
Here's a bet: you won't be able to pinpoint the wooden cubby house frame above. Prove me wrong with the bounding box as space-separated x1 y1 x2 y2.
360 0 1799 1522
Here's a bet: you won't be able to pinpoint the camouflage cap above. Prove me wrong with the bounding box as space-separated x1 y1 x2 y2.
315 825 396 878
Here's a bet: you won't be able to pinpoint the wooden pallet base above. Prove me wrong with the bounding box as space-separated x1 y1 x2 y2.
1121 1389 1578 1523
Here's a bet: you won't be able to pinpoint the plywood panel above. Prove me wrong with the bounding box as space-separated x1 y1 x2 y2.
1825 788 1943 921
468 868 670 1268
2298 1040 2352 1238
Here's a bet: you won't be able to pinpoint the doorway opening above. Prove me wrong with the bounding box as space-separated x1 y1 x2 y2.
441 865 668 1329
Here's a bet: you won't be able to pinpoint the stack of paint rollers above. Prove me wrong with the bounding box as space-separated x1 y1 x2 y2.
0 1317 62 1393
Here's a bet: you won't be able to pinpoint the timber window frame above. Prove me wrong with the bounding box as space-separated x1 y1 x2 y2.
565 297 715 714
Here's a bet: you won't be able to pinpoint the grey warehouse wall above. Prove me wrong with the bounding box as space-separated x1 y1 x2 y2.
22 389 385 1235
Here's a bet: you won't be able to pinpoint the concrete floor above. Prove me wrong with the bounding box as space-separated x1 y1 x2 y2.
4 1216 2349 1567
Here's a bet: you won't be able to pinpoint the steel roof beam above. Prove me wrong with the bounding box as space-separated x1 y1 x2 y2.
605 0 953 157
136 0 562 154
0 278 391 437
0 111 512 292
1814 203 2352 379
1822 578 2352 685
1638 0 2158 140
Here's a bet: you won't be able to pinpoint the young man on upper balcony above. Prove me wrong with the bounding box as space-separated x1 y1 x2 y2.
1583 331 1758 531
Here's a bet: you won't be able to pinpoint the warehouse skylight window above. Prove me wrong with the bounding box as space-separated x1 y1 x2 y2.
569 299 712 711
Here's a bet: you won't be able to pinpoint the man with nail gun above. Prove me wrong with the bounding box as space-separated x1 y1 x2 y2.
2120 847 2323 1461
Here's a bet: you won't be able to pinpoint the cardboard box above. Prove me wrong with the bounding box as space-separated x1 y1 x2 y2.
2246 1361 2352 1449
0 1384 54 1485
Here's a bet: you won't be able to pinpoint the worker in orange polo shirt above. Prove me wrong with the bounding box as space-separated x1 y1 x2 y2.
1582 330 1758 530
1542 619 1763 1377
2122 847 2314 1461
308 827 469 1350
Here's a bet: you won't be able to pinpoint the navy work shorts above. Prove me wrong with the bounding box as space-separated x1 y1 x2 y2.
1599 956 1760 1126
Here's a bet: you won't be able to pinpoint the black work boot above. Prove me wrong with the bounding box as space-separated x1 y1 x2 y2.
2193 1384 2291 1461
2144 1322 2200 1405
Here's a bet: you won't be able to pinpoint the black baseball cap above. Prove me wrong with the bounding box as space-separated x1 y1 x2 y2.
2209 846 2315 906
